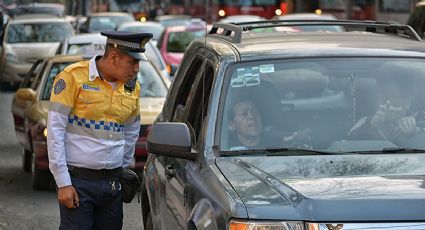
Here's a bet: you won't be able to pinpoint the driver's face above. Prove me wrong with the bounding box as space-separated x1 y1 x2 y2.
230 100 262 138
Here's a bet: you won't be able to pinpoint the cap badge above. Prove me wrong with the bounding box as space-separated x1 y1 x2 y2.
113 43 118 48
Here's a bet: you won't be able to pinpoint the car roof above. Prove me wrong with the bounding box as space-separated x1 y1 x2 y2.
203 21 425 60
49 54 83 63
276 13 337 20
155 15 191 20
9 15 68 23
164 20 207 32
218 15 266 23
119 21 164 29
89 12 133 17
237 32 425 57
67 33 106 44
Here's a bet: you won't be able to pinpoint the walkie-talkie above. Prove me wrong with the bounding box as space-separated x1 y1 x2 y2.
124 78 136 94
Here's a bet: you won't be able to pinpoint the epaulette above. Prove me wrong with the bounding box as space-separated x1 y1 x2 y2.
63 61 88 73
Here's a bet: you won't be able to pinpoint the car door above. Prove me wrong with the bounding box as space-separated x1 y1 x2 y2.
11 59 45 147
164 58 215 229
152 55 204 229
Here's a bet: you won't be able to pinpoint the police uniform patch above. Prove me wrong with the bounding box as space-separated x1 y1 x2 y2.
54 79 66 95
82 83 100 91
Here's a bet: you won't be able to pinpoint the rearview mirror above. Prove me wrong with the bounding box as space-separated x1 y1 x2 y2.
16 88 36 102
147 122 196 160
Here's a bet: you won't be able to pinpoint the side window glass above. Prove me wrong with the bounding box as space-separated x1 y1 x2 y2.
186 63 214 147
20 60 42 89
171 57 203 122
32 62 48 90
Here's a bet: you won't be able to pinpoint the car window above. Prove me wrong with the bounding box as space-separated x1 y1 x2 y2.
158 19 191 27
42 62 73 100
6 22 72 43
186 62 214 146
145 43 165 70
137 61 168 98
66 43 105 56
119 25 164 40
19 60 44 89
88 16 133 32
220 58 425 152
166 30 205 53
171 56 204 122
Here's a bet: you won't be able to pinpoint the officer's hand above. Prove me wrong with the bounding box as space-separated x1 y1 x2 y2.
58 185 79 209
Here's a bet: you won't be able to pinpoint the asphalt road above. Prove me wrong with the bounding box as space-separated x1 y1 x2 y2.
0 91 143 230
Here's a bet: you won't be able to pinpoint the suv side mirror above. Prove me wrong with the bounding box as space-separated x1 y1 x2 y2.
147 122 196 160
16 88 36 102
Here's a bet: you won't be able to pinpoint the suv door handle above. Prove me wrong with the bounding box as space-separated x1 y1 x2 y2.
165 164 175 179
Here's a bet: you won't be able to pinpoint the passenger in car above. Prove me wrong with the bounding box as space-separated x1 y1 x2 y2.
348 66 425 146
228 93 312 150
228 97 265 149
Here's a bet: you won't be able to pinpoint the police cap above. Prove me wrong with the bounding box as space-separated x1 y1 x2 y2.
100 31 153 61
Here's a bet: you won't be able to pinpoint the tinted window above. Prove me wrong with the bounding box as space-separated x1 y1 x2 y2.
6 22 72 43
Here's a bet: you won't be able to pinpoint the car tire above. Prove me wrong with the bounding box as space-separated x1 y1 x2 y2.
31 152 51 190
145 211 154 230
22 148 32 173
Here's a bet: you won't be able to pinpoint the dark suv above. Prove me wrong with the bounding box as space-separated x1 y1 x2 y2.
142 20 425 230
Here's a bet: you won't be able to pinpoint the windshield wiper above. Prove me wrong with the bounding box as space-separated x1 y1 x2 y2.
222 147 341 156
347 147 425 154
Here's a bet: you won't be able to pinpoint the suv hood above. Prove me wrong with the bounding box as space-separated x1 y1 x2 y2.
216 154 425 221
6 42 60 61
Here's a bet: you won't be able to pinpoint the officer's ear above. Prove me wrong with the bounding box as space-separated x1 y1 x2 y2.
110 50 121 66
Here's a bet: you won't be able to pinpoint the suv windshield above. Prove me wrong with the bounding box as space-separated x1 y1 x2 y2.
220 58 425 153
6 22 72 43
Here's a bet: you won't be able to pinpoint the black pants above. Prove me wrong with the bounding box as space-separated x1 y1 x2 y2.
59 175 123 230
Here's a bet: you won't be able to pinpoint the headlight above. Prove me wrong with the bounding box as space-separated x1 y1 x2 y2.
229 220 305 230
6 53 17 62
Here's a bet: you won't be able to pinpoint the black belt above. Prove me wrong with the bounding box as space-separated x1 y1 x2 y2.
68 166 122 180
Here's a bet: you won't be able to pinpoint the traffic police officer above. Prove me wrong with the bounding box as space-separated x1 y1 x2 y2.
47 31 152 229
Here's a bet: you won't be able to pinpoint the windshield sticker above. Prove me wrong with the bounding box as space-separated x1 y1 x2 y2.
259 64 275 73
231 67 261 88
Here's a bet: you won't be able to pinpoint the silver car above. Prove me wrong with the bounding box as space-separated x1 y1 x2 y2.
0 14 74 86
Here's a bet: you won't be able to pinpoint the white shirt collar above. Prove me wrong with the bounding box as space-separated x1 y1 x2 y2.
88 55 102 81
